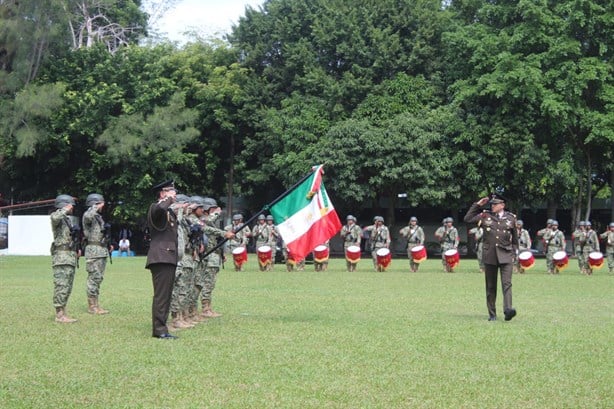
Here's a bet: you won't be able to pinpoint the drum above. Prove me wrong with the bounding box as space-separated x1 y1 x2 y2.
314 245 329 263
518 251 535 270
588 251 604 269
346 245 361 263
257 245 272 267
232 246 248 267
376 248 391 270
553 251 568 270
444 249 460 269
410 245 427 263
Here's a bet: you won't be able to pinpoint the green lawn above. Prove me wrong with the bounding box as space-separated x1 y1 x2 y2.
0 255 612 408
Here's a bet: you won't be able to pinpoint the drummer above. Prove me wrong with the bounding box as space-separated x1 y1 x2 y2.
435 217 459 272
581 221 600 275
544 220 566 274
464 193 518 322
599 222 614 274
224 214 251 271
363 216 390 271
572 221 587 274
514 220 532 274
340 215 362 272
399 216 425 272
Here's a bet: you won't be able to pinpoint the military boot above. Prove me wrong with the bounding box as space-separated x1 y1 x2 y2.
188 305 205 323
201 300 222 318
55 307 77 323
170 311 191 329
88 296 109 314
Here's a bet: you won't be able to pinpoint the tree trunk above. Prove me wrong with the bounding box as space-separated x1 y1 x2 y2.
584 151 592 222
610 167 614 222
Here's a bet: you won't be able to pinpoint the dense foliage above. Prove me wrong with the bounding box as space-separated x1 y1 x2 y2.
0 0 612 230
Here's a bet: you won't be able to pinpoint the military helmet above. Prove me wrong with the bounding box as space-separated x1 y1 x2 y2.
55 194 75 209
551 220 559 226
410 216 418 222
585 220 592 226
175 194 190 204
85 193 104 207
258 214 266 220
189 195 205 207
374 216 384 223
516 220 523 226
609 222 614 228
232 214 243 221
445 217 453 223
266 215 274 221
346 215 356 221
201 197 218 211
547 219 554 225
578 221 586 227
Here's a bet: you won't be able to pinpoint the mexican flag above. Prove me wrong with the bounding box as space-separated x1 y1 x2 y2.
270 165 342 261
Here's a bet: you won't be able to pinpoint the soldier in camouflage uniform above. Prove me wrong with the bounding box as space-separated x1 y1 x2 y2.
514 220 532 274
224 214 251 271
168 194 196 330
571 221 587 273
185 196 206 323
252 214 272 271
468 223 484 273
199 197 234 318
82 193 111 315
340 215 362 272
435 217 459 272
265 215 280 267
363 216 390 271
543 220 566 274
536 219 553 255
581 221 600 275
399 216 425 272
599 222 614 274
50 194 80 323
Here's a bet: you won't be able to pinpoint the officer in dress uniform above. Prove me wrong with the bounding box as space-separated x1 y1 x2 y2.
464 193 518 322
146 180 179 339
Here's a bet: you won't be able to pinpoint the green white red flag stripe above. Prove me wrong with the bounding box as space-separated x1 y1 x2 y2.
270 166 342 260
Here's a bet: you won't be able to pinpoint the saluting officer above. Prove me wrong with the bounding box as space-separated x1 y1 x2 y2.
464 194 518 322
146 180 178 339
50 194 80 323
82 193 111 315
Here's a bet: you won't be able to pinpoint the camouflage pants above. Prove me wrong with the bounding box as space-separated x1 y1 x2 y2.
190 261 206 309
200 266 219 302
85 257 107 297
170 264 194 313
574 248 583 271
606 249 614 272
53 264 76 308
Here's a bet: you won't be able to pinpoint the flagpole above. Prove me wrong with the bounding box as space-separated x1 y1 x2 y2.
200 167 319 259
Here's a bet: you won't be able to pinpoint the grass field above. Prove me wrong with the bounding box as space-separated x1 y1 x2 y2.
0 255 612 409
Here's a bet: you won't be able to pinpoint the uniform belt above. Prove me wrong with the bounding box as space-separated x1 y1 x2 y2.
55 245 73 251
87 241 105 246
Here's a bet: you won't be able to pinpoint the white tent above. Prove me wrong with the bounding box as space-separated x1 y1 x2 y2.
7 215 53 256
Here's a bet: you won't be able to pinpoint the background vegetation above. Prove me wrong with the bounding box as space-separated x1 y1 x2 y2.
0 0 612 230
0 256 612 408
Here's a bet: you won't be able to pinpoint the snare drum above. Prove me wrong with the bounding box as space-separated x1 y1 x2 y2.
553 251 569 270
588 251 604 269
345 245 361 263
257 245 272 267
232 246 248 267
410 245 427 263
444 249 460 269
376 248 391 270
518 251 535 270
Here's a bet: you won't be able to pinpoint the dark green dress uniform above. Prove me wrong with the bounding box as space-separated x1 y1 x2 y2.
464 196 518 321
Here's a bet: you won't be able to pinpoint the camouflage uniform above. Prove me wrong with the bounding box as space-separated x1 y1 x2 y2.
468 225 484 273
599 224 614 273
200 211 229 317
514 221 532 273
169 202 197 329
435 218 459 272
399 217 425 272
581 223 599 275
224 215 251 271
364 216 390 271
266 216 280 267
571 222 586 273
186 211 205 319
340 215 362 272
543 223 565 274
82 204 110 313
252 216 272 271
50 203 79 322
